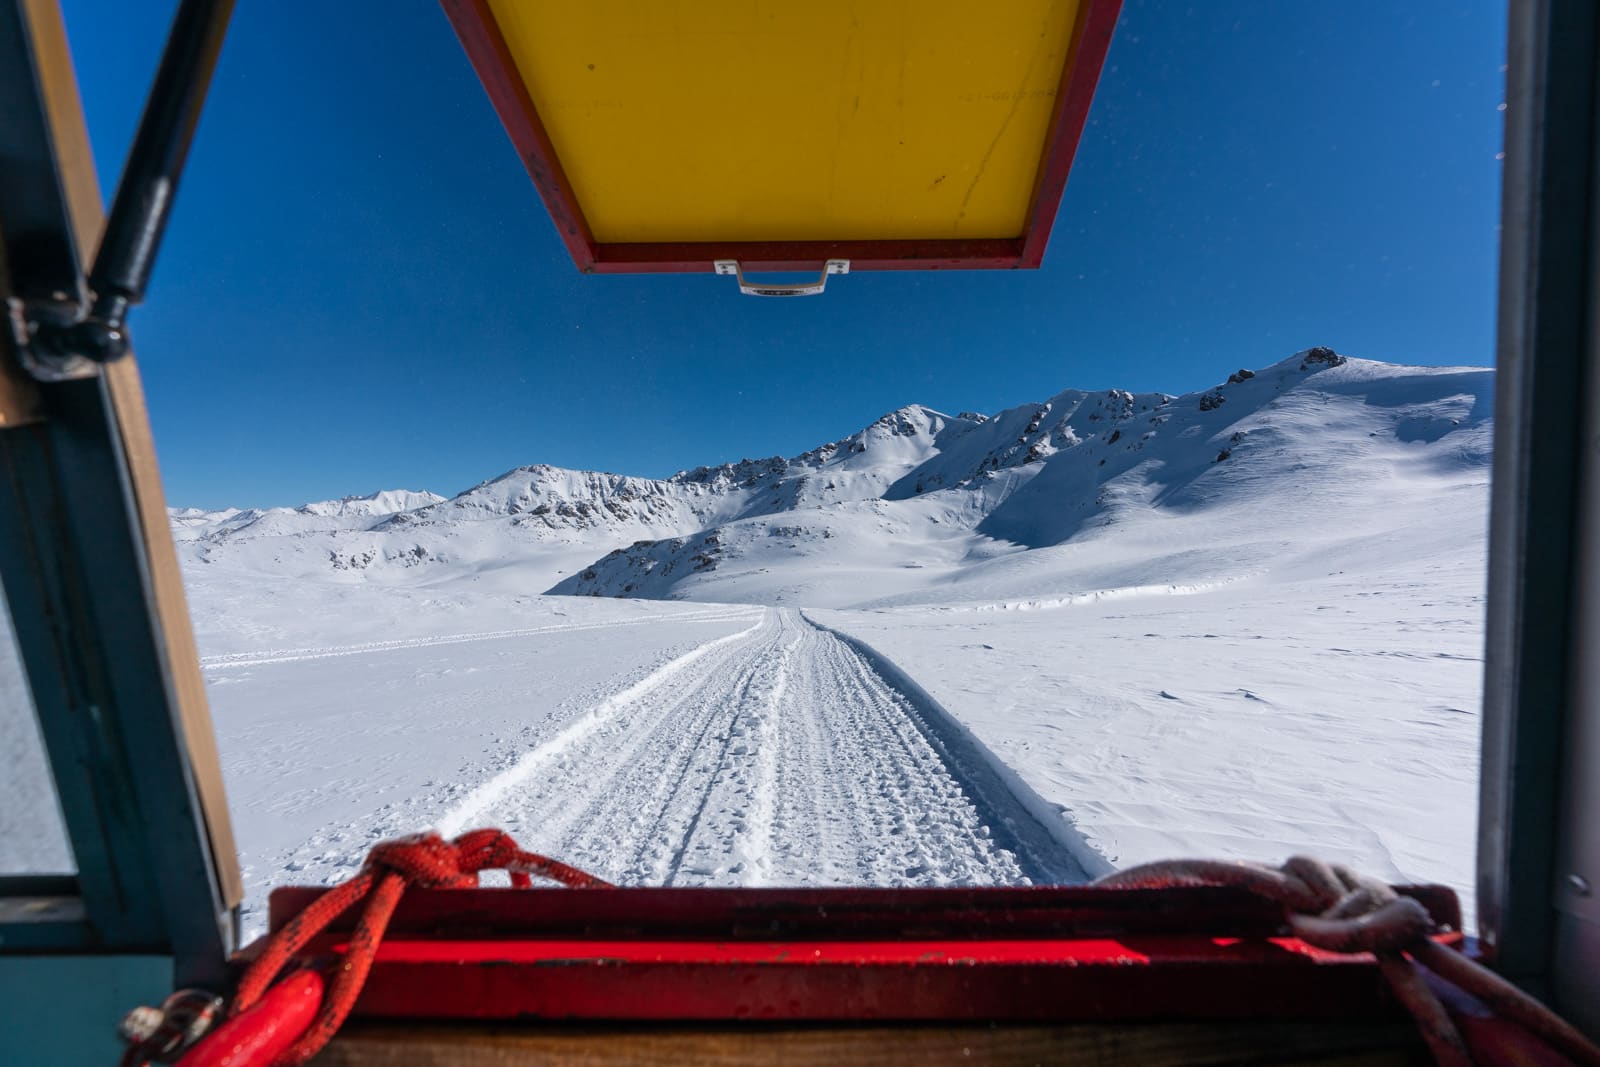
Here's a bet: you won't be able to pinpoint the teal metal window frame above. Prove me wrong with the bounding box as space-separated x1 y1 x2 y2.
0 0 236 988
0 0 1595 1032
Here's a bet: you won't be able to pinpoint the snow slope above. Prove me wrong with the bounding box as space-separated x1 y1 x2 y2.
554 351 1491 607
169 407 971 590
172 488 445 541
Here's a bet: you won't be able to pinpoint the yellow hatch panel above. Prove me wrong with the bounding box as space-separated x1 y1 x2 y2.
486 1 1082 244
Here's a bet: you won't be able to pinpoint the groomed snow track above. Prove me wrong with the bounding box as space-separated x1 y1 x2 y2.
439 608 1086 888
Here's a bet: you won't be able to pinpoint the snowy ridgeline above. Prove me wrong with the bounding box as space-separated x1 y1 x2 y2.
3 349 1491 935
171 350 1491 613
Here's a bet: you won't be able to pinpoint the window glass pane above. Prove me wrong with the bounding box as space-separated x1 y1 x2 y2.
0 580 75 874
65 1 1497 938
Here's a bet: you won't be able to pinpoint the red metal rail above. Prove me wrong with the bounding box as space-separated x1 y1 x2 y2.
260 883 1462 1023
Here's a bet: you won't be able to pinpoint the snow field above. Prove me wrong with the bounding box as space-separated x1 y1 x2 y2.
204 598 763 936
812 547 1486 927
205 595 1086 938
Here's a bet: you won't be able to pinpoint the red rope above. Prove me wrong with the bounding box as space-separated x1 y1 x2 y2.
1095 857 1600 1067
226 828 610 1066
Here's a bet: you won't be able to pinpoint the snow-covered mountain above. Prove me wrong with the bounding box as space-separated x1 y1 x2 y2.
172 489 446 541
172 349 1493 607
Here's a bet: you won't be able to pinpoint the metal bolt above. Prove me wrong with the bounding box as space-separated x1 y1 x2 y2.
119 1004 163 1044
1569 873 1592 897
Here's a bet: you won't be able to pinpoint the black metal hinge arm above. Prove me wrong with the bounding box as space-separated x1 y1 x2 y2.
22 0 233 375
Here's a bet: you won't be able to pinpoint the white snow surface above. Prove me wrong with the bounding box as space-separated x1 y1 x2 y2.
439 609 1087 889
6 350 1491 936
0 593 73 873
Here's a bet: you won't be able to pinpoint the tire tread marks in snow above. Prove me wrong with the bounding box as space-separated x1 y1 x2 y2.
454 609 1076 887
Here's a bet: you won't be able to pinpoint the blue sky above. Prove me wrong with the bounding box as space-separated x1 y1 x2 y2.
62 2 1505 509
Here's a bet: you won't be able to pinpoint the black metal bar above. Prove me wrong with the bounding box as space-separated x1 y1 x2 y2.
1479 0 1599 1010
1550 2 1600 1029
86 0 233 324
20 0 234 367
0 874 79 898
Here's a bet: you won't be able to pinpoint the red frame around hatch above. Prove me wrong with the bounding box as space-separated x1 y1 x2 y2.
438 0 1123 274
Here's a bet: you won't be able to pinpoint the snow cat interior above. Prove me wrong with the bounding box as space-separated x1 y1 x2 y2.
0 0 1596 1064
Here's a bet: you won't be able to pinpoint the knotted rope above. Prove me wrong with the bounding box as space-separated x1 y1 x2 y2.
1094 856 1600 1067
139 829 611 1067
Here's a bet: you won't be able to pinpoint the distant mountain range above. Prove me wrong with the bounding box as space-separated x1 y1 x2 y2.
172 349 1494 608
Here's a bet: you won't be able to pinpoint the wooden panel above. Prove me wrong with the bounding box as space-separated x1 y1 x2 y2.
103 357 243 910
20 0 104 261
313 1021 1425 1066
0 337 41 427
17 0 242 910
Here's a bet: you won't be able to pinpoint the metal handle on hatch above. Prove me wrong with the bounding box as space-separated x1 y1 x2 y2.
714 260 849 297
